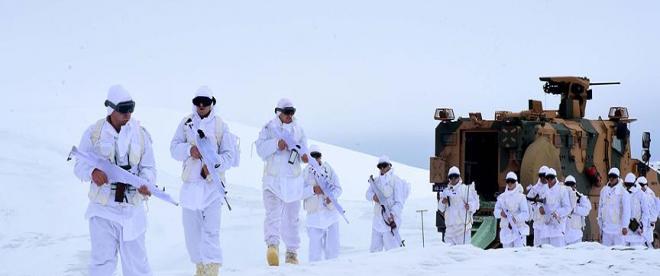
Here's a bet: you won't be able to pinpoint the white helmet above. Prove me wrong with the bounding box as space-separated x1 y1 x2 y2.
545 168 557 178
538 165 549 175
378 155 391 165
277 98 294 109
565 175 576 185
309 144 321 154
624 172 637 184
636 176 648 185
448 166 461 177
608 168 621 178
505 171 518 182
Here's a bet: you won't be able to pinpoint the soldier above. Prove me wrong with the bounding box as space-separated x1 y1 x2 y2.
526 166 549 247
563 175 592 245
302 145 342 261
170 87 238 276
536 168 571 247
256 98 308 266
623 173 650 247
636 176 658 248
597 168 631 246
366 156 409 252
73 85 154 275
494 172 530 248
438 166 480 245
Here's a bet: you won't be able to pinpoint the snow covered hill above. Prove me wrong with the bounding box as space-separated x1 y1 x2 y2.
1 105 659 275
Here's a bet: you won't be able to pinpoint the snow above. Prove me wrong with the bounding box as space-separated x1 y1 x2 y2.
1 105 659 275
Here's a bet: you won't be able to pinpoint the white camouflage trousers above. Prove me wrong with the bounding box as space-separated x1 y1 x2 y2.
307 223 340 262
182 198 223 265
89 216 151 276
263 189 301 252
502 237 526 248
370 229 400 252
444 231 472 246
601 232 624 246
538 236 565 247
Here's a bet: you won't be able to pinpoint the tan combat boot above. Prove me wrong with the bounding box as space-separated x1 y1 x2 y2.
204 263 220 276
285 251 299 265
266 245 279 266
195 263 204 276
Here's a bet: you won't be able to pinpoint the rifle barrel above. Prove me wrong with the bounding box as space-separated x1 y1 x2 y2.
590 82 620 86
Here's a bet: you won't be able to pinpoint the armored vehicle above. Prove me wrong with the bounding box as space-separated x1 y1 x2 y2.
430 76 659 248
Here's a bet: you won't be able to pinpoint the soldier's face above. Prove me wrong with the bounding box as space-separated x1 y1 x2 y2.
279 112 293 124
110 110 131 126
196 104 211 117
379 165 391 175
608 177 618 185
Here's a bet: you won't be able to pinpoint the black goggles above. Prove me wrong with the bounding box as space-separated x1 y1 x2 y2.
607 174 619 179
545 175 556 180
105 100 135 114
639 182 648 186
377 162 390 170
505 179 516 184
192 96 214 107
565 181 576 186
448 173 460 180
538 173 546 178
310 152 322 159
276 107 296 116
624 182 635 186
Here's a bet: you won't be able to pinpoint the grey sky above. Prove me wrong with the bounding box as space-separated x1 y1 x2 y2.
2 0 659 168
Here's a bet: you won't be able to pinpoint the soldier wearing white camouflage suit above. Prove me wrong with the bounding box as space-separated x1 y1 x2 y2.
366 156 408 252
256 98 308 266
438 166 480 246
302 145 342 262
622 173 651 247
526 166 549 247
536 168 571 247
563 175 592 245
73 85 155 276
494 172 530 248
636 176 658 248
597 168 631 246
170 87 238 276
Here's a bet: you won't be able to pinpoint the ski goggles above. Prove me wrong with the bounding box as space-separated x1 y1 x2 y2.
377 162 390 170
310 152 322 159
448 173 460 180
276 107 296 116
624 182 635 187
565 181 576 186
545 174 556 180
192 96 214 107
105 100 135 114
538 173 546 178
607 173 619 179
505 179 516 184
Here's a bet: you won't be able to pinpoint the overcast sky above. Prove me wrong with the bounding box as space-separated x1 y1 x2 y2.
2 0 659 168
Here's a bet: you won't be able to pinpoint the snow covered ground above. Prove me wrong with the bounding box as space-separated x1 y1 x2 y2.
1 105 659 275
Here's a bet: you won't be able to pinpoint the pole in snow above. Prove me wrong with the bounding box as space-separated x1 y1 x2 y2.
417 209 428 248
